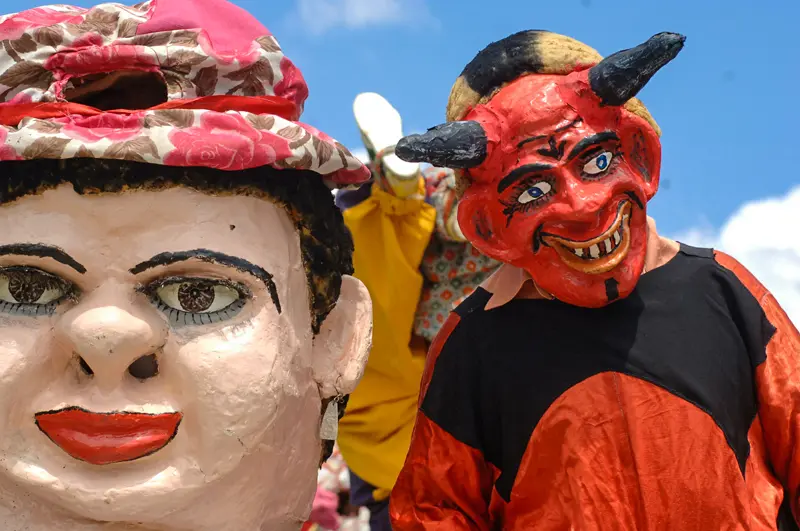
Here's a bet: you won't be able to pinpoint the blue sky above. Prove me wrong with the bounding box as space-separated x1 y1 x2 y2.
6 0 800 322
279 0 798 238
7 0 797 236
6 0 797 235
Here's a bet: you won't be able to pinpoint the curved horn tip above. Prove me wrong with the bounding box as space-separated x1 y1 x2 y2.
394 121 488 169
649 32 686 55
589 31 687 106
395 135 425 163
653 32 686 43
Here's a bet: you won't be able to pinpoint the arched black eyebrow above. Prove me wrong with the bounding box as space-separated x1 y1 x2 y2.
0 244 86 274
566 131 619 161
497 163 553 193
130 249 281 313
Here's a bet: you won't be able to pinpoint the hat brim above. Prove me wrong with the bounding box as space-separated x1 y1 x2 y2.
0 108 370 187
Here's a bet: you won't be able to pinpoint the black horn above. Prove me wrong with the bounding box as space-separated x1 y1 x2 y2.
589 32 686 106
395 121 488 169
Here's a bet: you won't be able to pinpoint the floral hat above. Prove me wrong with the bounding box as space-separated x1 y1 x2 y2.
0 0 370 186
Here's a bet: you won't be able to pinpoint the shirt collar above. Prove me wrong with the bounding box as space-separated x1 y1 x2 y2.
480 264 536 310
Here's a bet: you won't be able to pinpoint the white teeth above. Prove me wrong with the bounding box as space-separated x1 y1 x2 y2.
561 215 627 261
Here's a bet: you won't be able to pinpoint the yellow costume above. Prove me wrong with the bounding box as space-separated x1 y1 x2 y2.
337 182 435 498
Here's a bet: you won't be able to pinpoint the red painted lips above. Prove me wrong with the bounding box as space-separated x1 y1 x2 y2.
35 407 182 465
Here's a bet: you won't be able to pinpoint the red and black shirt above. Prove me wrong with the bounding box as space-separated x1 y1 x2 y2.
390 245 800 530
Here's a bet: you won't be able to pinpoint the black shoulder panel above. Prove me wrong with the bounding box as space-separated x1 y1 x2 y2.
422 251 776 501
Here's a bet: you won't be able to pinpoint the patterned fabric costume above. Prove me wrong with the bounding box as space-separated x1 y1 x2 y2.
389 30 800 530
0 0 367 184
415 167 501 342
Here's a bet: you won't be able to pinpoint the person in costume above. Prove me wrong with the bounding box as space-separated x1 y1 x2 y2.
390 30 800 529
0 1 372 530
334 93 501 530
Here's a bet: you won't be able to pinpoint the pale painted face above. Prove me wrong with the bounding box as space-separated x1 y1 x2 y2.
0 184 371 528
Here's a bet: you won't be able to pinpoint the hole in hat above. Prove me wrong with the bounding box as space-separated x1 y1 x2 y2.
64 71 168 111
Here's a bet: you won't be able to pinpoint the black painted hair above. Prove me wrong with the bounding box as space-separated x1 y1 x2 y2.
0 158 353 334
0 158 353 463
444 29 662 137
458 29 548 101
446 30 603 123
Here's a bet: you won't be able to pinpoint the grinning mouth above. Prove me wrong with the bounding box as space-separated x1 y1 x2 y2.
541 200 632 274
35 407 182 465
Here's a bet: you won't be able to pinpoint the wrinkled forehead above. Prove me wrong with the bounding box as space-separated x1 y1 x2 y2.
469 73 619 179
484 75 577 133
476 73 617 152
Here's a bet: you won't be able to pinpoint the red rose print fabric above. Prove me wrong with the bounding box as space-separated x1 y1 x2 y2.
0 0 369 186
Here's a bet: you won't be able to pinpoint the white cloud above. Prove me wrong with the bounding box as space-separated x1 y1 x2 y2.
673 186 800 327
294 0 435 34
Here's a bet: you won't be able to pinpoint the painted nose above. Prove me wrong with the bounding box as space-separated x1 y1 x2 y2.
561 174 614 224
62 305 166 388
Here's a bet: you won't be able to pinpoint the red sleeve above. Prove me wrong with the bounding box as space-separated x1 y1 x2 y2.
390 413 496 530
390 313 496 530
716 251 800 522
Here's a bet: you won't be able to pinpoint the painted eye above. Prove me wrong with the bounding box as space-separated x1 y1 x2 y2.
155 280 240 314
583 151 614 175
0 268 67 305
518 182 552 204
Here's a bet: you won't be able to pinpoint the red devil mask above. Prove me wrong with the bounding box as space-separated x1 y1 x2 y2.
396 32 684 307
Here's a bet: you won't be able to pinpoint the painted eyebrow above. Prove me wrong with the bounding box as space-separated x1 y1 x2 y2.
497 163 554 193
566 131 620 161
129 249 281 313
517 135 547 150
0 243 87 274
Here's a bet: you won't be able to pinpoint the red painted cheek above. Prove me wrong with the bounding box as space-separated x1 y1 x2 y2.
516 206 649 307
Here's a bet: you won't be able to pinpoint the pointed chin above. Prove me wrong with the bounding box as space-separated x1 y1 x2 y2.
521 206 648 307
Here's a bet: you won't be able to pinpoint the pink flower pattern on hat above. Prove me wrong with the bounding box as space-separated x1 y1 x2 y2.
164 112 292 171
60 113 144 143
0 7 77 41
0 0 369 187
0 127 21 160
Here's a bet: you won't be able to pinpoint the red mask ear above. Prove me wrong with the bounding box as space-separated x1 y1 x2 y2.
621 118 662 200
458 191 519 262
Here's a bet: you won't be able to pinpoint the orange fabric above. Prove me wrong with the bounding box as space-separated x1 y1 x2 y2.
392 311 498 530
0 95 299 124
507 373 752 529
392 250 800 530
394 372 797 530
747 420 787 529
390 412 499 530
717 251 800 524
